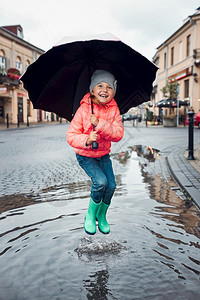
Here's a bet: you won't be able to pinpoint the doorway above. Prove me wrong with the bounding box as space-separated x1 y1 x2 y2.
18 97 23 123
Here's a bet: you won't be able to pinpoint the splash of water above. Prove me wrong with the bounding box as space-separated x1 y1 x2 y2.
75 237 128 261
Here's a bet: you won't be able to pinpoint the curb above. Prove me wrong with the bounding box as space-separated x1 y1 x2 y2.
166 148 200 210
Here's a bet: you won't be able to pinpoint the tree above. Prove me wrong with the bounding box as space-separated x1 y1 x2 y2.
161 78 179 99
147 110 153 121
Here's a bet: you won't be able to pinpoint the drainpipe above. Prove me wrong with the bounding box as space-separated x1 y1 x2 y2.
165 44 168 85
191 18 196 107
177 85 180 127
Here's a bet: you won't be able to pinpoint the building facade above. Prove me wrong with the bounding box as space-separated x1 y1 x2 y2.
0 25 57 125
152 8 200 121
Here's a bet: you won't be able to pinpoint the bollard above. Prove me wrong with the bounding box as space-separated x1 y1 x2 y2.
6 113 9 128
146 108 148 128
27 115 29 127
187 111 195 160
17 114 20 127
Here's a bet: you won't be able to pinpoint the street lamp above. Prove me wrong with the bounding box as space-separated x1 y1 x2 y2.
187 111 195 160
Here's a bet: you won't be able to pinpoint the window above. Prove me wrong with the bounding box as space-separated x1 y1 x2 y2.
17 28 23 39
16 56 22 74
171 47 174 66
25 60 30 70
0 50 6 73
164 52 166 69
184 79 189 98
179 41 182 61
33 51 38 62
186 35 191 57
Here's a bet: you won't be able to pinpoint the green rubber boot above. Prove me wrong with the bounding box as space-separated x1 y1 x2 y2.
84 198 100 235
96 202 110 234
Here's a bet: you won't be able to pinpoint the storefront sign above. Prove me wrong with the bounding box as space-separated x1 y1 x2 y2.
169 67 193 82
17 92 26 97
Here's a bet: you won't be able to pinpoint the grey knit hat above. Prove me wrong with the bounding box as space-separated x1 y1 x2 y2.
89 70 117 96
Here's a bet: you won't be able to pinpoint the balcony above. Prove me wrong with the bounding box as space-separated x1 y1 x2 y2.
0 68 20 86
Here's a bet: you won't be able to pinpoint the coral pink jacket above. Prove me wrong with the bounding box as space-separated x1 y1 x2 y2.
66 93 124 157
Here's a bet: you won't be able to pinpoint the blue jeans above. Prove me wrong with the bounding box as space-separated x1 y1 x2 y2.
76 154 116 205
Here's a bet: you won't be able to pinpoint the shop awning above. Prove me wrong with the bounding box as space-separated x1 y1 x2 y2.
155 99 189 108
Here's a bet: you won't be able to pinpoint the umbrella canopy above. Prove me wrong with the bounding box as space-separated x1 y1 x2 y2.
171 99 189 107
156 98 189 108
155 99 173 108
20 33 158 121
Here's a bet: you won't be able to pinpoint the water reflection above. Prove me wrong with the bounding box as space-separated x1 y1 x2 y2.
84 269 114 300
112 145 160 164
111 150 131 164
145 172 200 239
130 145 160 162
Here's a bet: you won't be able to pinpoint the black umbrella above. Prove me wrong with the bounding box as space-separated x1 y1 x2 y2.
20 33 158 121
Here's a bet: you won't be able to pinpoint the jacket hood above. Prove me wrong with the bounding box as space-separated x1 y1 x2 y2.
80 93 118 108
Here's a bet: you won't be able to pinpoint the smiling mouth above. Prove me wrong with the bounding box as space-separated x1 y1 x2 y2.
100 94 108 98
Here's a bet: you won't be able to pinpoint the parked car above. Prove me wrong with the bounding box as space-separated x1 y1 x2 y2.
185 112 200 128
122 113 138 122
195 112 200 128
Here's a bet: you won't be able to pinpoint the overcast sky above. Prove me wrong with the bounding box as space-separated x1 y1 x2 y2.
1 0 199 60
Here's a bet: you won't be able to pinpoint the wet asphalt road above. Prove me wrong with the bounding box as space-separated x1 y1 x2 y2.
0 122 199 197
0 122 200 300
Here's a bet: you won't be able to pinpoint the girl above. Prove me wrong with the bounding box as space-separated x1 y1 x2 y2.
67 70 124 235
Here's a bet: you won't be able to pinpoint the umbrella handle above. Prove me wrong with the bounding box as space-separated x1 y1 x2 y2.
91 101 99 150
92 140 99 149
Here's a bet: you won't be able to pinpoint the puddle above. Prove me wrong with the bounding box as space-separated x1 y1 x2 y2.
0 145 200 299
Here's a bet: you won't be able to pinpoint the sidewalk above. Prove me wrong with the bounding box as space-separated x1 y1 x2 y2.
0 121 65 131
167 145 200 209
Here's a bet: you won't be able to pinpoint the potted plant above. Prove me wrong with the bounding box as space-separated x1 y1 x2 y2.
163 114 177 127
7 68 21 80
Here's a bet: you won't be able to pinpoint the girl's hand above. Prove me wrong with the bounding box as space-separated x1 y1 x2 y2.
90 114 99 127
86 131 98 145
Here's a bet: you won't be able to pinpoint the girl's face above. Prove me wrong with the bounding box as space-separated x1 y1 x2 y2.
91 82 114 104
